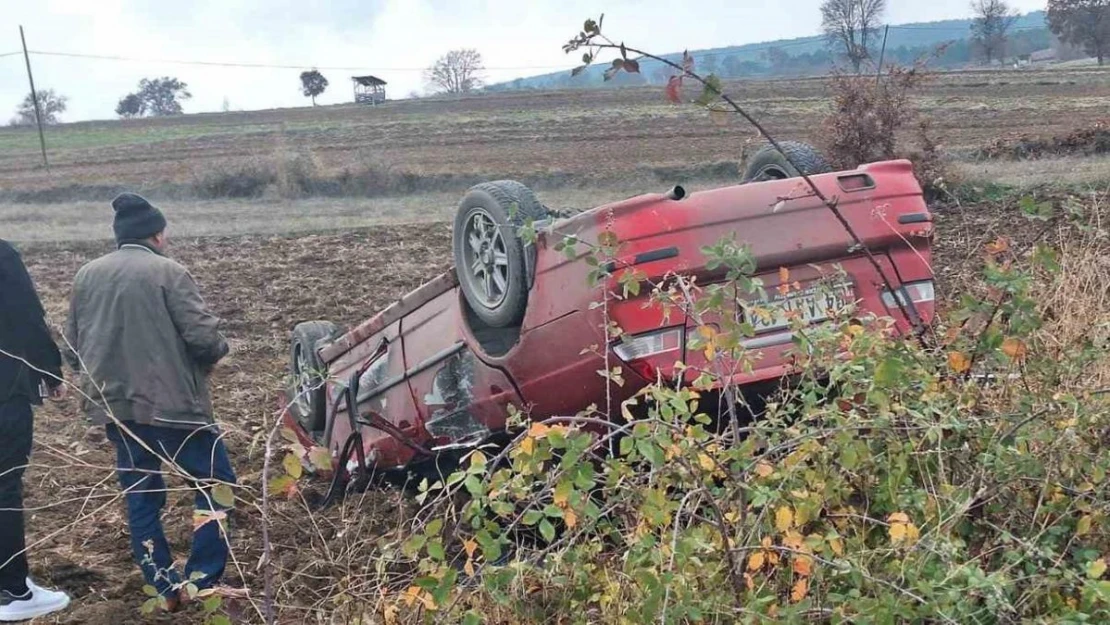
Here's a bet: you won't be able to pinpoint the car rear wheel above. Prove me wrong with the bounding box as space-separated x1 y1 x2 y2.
289 320 342 433
742 140 832 183
453 181 550 328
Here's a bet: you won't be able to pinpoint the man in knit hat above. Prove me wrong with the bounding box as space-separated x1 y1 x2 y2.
64 193 238 612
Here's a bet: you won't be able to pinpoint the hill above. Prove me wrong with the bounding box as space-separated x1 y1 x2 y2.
489 11 1050 90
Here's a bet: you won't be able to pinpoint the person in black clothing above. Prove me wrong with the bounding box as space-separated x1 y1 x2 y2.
0 239 71 621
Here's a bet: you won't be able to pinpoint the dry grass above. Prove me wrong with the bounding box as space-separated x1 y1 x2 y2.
1 181 706 243
952 155 1110 188
1037 197 1110 386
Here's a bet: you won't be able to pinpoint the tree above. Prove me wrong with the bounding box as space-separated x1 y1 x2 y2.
116 77 191 118
426 49 484 94
1047 0 1110 65
300 69 329 105
12 89 67 126
821 0 887 72
971 0 1019 64
115 93 145 119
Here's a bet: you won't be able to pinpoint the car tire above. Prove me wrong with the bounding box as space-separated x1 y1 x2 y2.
289 320 342 433
453 180 549 328
741 140 832 183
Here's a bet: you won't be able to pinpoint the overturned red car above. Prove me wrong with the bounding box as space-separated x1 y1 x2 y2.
283 142 935 476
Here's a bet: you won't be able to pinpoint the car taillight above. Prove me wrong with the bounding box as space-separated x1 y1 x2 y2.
612 327 684 380
880 280 935 309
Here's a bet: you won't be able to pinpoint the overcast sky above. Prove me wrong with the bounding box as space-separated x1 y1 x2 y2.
0 0 1049 123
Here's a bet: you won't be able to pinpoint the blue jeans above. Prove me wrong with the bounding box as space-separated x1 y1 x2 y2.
106 422 237 598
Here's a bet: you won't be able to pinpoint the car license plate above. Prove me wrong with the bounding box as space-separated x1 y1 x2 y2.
747 282 854 333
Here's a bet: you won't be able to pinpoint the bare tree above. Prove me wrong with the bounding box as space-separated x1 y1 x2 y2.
1047 0 1110 65
971 0 1019 64
426 49 484 94
821 0 887 72
12 89 67 126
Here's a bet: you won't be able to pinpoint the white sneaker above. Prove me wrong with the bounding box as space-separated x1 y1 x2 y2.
0 579 70 622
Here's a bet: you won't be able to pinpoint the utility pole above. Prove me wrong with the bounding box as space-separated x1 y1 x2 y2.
875 24 891 85
19 25 49 169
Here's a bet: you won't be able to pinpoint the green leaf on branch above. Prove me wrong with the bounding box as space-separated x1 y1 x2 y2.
539 519 556 542
695 74 723 107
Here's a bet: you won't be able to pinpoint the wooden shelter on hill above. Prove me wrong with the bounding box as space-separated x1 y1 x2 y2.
352 75 387 105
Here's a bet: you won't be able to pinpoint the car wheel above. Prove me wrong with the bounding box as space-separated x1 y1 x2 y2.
742 140 832 183
289 320 342 433
453 180 550 328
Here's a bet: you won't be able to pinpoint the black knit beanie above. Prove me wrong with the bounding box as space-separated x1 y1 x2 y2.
112 192 166 244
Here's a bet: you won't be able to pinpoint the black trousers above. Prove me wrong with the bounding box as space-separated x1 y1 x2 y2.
0 400 31 596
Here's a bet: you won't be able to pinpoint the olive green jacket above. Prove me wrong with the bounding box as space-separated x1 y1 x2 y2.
64 244 228 430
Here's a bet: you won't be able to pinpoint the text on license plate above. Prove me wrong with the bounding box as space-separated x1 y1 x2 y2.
748 282 854 333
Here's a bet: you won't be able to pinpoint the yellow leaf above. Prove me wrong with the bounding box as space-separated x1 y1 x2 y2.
282 453 303 479
887 512 910 524
793 554 813 577
775 506 794 532
1087 558 1107 579
783 530 805 551
985 237 1009 255
704 343 717 361
520 436 535 455
1077 516 1093 537
402 586 421 607
761 536 773 548
906 522 921 544
1001 337 1027 360
846 322 864 337
747 551 765 571
794 506 811 527
464 559 475 577
947 351 971 374
192 510 227 532
754 462 774 477
469 450 487 467
744 572 755 590
383 602 399 625
697 325 717 340
889 522 907 543
778 266 790 286
829 536 844 556
698 453 716 472
564 507 578 528
790 577 808 603
528 422 551 438
463 539 478 558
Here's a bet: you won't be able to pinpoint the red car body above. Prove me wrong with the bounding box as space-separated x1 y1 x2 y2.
286 160 935 472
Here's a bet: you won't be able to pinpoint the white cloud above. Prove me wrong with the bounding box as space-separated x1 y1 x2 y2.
0 0 1050 122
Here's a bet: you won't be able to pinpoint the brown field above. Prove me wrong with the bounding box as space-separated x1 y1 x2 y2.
2 66 1109 204
2 66 1109 622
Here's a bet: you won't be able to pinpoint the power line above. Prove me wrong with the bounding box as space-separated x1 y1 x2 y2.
25 50 575 72
0 51 23 58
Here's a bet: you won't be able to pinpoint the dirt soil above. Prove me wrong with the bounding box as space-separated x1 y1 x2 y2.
11 196 1045 623
19 225 451 624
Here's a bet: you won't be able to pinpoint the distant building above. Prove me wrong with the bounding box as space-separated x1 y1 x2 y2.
352 75 387 105
1030 49 1057 64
